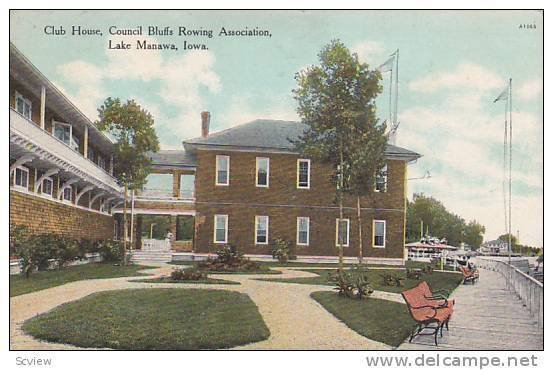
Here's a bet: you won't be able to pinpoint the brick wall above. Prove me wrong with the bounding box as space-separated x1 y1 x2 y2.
10 190 114 241
193 149 407 259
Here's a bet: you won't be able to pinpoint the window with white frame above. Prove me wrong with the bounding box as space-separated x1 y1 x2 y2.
335 218 350 247
15 92 32 120
375 164 388 192
42 177 53 196
255 216 269 245
297 217 310 246
53 121 72 146
87 146 95 161
373 220 386 248
63 186 72 202
256 157 269 187
13 166 29 190
216 155 230 186
214 214 228 243
297 159 310 188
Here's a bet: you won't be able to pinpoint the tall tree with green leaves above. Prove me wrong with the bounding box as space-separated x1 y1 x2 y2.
96 98 159 264
293 40 383 269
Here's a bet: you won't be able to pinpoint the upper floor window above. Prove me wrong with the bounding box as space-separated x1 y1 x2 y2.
216 155 229 186
53 120 72 146
87 146 95 161
71 133 80 152
335 218 350 247
255 215 269 245
373 220 386 248
98 156 106 170
42 177 53 197
13 166 29 190
256 157 269 187
15 92 32 120
142 173 173 198
297 159 310 189
214 214 228 243
297 217 310 246
375 164 388 192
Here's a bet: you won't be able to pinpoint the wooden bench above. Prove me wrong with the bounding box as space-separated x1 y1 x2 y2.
460 266 479 284
401 282 454 345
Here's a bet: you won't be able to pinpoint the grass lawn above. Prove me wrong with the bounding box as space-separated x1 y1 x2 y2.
259 268 463 294
132 277 240 285
311 291 416 347
171 259 436 269
10 263 153 297
22 289 270 350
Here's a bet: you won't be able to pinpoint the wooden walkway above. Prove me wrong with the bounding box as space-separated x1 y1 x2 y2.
398 268 544 350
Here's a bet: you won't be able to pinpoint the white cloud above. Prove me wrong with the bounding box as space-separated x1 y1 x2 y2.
518 78 543 101
408 62 504 93
352 41 385 65
218 95 298 130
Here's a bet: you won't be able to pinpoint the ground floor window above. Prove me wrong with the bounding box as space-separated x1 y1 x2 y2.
63 186 72 202
42 177 53 196
214 214 228 243
373 220 386 248
297 217 309 246
14 166 29 190
255 215 269 245
335 218 350 247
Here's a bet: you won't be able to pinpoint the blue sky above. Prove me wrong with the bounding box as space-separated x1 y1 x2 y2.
10 10 543 247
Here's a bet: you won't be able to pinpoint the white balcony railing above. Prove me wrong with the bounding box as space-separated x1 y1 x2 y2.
10 109 120 192
136 187 195 201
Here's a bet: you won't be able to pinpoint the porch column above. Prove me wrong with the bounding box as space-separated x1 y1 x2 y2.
170 215 177 237
83 126 89 158
135 215 143 249
40 86 46 130
172 171 180 197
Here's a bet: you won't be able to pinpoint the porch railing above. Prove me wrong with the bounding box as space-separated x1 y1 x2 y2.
142 238 171 251
474 257 543 330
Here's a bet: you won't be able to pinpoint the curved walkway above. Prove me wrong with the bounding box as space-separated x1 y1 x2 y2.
10 264 399 350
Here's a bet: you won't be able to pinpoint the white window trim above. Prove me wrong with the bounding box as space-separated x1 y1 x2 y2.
373 219 386 248
215 155 230 186
255 215 269 245
213 214 228 244
15 91 32 120
13 165 29 191
297 158 311 189
52 120 73 147
42 177 54 197
255 157 270 188
374 164 388 193
335 218 350 247
296 217 310 246
62 186 73 203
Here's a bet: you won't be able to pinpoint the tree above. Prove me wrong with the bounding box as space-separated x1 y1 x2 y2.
293 40 383 269
96 98 159 264
498 233 519 246
463 220 486 250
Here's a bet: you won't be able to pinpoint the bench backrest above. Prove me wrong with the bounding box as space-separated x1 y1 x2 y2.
401 283 436 322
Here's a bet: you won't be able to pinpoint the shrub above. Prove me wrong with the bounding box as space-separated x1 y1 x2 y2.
198 245 261 272
9 224 29 258
170 267 207 281
97 240 124 262
329 267 374 299
79 238 96 259
381 272 405 287
271 238 294 263
18 234 57 278
53 236 80 269
406 268 422 280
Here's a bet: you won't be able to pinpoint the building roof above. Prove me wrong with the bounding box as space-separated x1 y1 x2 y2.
149 149 197 169
184 119 421 161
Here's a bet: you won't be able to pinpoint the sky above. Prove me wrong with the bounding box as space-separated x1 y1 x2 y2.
10 10 543 247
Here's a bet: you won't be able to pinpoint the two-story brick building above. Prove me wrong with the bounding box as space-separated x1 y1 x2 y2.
10 43 420 265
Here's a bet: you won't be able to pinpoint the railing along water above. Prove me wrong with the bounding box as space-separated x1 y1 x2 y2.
474 257 543 330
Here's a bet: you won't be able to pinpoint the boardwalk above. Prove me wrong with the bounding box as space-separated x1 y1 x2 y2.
398 268 544 350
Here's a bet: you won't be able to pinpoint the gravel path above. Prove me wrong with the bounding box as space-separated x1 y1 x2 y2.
10 263 402 350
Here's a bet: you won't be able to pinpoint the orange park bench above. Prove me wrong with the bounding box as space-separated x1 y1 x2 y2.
401 282 455 345
460 266 479 284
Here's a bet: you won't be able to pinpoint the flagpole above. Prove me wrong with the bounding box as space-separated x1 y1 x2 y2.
389 64 393 125
508 78 512 266
393 49 399 124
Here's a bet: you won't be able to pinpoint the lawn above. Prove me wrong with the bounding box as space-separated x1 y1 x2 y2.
311 291 416 347
133 277 240 285
259 268 463 294
10 263 153 297
22 289 270 350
